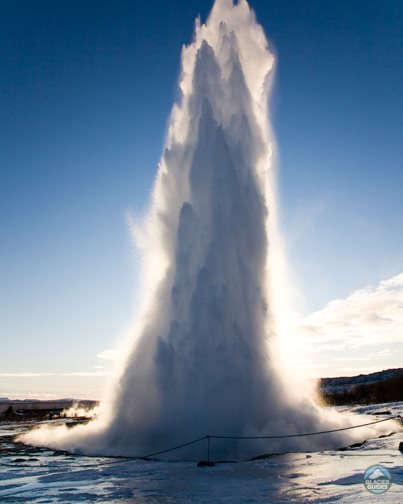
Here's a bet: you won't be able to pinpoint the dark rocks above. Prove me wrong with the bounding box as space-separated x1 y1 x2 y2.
378 432 395 439
399 441 403 453
249 452 283 461
348 441 366 449
338 440 366 451
197 460 215 467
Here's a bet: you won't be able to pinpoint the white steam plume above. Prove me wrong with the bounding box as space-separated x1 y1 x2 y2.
20 0 397 459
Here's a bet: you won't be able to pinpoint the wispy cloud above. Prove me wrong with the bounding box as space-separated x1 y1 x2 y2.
0 371 111 378
96 349 120 361
0 373 56 378
0 348 119 385
61 371 111 377
333 348 394 362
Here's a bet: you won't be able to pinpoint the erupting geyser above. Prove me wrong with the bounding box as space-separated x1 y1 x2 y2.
21 0 392 459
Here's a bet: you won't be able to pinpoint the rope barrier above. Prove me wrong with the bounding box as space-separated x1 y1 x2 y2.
138 414 401 460
142 435 208 459
209 416 400 440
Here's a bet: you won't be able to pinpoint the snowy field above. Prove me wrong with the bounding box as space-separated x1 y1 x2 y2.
0 403 402 503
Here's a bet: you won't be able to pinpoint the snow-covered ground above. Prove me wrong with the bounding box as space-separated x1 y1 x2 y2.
0 403 402 503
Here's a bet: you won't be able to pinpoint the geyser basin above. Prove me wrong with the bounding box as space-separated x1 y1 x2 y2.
20 0 397 459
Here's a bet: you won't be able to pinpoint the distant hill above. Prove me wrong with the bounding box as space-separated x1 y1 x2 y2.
319 368 403 406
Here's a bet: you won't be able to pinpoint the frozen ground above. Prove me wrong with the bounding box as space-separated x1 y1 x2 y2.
0 403 402 503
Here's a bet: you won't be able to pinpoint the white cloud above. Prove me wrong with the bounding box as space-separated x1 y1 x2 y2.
61 371 111 377
292 272 403 377
0 371 111 378
0 373 56 378
297 272 403 347
96 349 120 361
333 348 394 362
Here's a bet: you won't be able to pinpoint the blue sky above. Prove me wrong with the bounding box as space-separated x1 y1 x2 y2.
1 0 402 397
